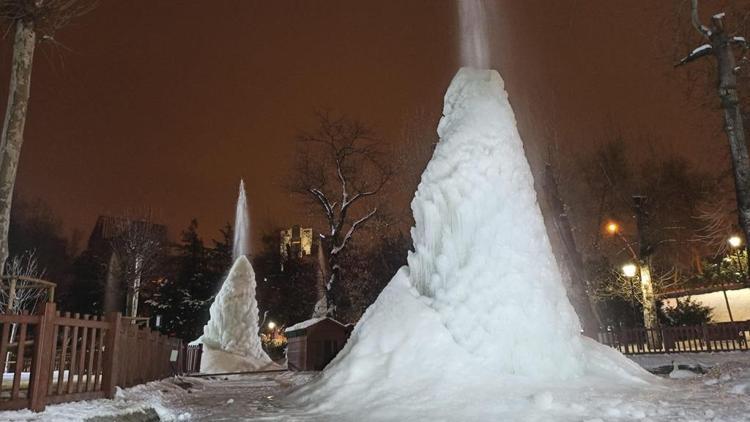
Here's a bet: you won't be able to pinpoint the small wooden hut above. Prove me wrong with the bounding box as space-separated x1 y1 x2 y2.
285 317 352 371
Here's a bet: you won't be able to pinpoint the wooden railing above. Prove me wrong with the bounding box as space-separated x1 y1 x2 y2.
599 321 750 354
0 276 56 312
0 303 186 412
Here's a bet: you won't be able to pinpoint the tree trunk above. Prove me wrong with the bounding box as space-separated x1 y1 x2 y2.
543 164 601 337
322 244 340 319
638 260 661 349
312 238 333 318
0 21 36 275
125 256 143 317
711 21 750 266
638 262 658 330
633 196 661 347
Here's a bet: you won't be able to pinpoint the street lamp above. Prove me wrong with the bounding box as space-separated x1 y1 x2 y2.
621 262 640 327
267 321 276 330
622 263 638 278
606 221 620 235
728 235 745 276
723 235 745 322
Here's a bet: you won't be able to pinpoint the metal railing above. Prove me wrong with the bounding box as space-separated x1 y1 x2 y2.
599 321 750 354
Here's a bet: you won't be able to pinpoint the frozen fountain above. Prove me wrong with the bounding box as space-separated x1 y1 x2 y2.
289 2 654 419
193 180 274 373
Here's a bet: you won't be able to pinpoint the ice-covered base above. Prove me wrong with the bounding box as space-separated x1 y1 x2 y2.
196 256 274 373
289 68 657 418
199 346 280 374
291 270 656 420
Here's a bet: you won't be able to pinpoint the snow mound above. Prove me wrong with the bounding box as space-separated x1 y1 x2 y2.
290 68 654 418
196 256 275 373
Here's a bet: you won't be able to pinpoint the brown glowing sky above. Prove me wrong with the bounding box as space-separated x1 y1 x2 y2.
1 1 734 245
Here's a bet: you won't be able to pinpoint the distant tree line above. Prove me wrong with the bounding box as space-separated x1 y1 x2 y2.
554 137 739 328
6 193 410 341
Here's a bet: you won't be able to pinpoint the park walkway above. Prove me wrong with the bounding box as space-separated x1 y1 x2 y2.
164 372 317 421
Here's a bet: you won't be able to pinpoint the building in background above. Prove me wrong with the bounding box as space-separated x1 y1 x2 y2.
280 225 314 270
661 285 750 323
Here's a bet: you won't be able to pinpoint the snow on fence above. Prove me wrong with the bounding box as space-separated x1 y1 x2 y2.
0 303 186 412
599 321 750 354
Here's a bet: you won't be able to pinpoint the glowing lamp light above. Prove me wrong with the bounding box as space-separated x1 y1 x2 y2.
728 236 743 249
606 222 620 235
268 321 276 330
622 263 638 278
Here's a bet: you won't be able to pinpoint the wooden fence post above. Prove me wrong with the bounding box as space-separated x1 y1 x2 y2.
29 302 56 412
101 312 121 398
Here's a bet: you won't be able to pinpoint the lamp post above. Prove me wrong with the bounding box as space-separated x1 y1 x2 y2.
606 211 659 335
267 321 277 342
728 235 745 277
622 263 640 325
622 263 638 278
721 235 745 322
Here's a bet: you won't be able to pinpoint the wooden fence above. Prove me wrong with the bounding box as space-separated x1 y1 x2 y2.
599 321 750 354
0 303 185 412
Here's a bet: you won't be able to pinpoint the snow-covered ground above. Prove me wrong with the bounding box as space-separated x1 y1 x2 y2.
0 378 190 421
3 354 750 421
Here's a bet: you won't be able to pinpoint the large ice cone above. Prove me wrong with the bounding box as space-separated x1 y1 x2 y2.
405 67 584 375
290 69 652 419
198 256 274 373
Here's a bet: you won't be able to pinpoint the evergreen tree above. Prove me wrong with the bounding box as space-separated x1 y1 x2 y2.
661 297 713 326
151 220 211 339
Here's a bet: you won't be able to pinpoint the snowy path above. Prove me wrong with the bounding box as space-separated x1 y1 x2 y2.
152 363 750 422
163 372 319 421
4 356 750 421
160 360 750 422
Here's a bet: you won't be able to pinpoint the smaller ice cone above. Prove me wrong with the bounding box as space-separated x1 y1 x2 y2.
198 256 274 373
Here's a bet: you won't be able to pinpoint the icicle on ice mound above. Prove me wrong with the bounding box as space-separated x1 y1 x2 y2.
291 68 653 419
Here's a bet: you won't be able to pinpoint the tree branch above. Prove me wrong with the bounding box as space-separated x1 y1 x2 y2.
691 0 711 38
331 208 377 255
308 188 336 234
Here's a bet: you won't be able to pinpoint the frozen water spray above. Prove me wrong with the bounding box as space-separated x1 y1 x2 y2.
233 179 250 261
457 0 493 69
195 179 275 373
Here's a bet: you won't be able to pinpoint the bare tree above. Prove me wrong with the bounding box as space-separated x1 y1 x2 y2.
290 112 392 318
677 0 750 263
0 249 46 313
561 137 712 331
694 187 738 257
0 0 96 274
108 211 166 317
591 264 681 307
1 250 46 372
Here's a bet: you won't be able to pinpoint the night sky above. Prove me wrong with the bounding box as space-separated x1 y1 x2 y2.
1 1 735 245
